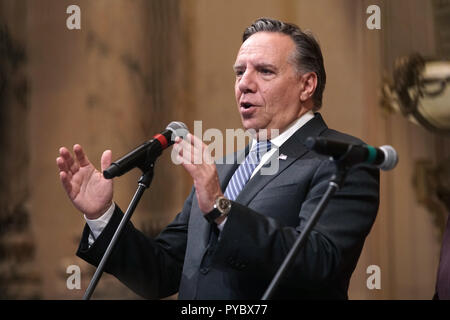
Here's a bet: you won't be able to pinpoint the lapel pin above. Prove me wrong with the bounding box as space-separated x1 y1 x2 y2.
278 154 287 160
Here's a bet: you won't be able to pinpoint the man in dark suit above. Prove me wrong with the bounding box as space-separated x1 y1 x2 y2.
57 18 379 299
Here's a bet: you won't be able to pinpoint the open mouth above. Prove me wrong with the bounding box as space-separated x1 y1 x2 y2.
241 102 255 109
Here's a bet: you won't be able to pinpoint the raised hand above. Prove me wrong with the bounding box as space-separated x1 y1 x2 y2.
173 133 223 216
56 144 114 220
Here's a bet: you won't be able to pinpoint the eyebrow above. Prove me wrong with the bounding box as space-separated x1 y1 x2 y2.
256 63 277 70
232 63 278 71
232 64 244 71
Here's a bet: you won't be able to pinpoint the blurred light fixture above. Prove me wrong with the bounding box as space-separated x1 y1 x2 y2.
382 54 450 241
382 54 450 134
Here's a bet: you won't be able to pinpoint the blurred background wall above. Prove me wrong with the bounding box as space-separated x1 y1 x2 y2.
0 0 449 299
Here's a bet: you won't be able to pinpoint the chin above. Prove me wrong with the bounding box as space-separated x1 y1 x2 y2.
243 124 269 139
242 116 266 126
241 120 261 132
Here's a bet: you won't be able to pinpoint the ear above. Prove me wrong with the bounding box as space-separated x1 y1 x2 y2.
299 72 318 102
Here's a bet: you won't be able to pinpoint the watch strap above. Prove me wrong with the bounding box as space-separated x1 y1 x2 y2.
204 208 222 224
204 196 231 224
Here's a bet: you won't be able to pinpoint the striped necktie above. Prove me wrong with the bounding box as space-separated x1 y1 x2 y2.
224 140 272 201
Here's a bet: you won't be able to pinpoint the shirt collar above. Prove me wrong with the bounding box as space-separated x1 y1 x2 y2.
250 110 315 150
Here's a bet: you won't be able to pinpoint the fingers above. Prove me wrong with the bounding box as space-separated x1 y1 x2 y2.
73 144 90 167
175 134 200 165
57 146 78 195
187 133 204 148
58 146 75 171
57 146 79 178
56 153 69 174
186 133 214 164
56 145 89 178
59 171 72 195
101 150 112 172
174 133 214 166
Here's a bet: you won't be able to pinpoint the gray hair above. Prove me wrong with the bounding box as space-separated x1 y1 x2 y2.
243 18 326 110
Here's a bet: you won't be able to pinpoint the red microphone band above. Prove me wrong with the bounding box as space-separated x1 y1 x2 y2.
153 133 169 149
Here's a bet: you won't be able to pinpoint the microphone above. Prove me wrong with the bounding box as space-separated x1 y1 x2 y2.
305 136 398 171
103 121 188 179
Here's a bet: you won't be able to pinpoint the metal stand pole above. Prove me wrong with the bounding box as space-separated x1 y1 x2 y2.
83 165 154 300
261 161 350 300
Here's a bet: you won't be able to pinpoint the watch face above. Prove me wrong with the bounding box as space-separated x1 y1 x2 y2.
205 197 230 223
218 198 230 210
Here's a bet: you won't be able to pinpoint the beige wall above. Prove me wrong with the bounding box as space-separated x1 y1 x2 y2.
27 0 188 298
0 0 448 299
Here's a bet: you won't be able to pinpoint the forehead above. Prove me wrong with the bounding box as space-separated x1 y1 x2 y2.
234 32 295 66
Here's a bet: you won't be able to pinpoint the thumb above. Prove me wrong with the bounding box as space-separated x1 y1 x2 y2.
101 150 112 172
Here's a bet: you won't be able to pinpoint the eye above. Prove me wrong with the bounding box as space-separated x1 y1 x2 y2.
260 68 274 75
235 69 244 77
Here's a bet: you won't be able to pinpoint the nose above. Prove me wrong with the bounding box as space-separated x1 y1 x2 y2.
238 69 257 94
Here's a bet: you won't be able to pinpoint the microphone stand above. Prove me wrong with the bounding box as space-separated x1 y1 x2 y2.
261 156 355 300
83 163 155 300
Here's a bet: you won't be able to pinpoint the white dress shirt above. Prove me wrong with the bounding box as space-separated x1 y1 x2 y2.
85 111 315 245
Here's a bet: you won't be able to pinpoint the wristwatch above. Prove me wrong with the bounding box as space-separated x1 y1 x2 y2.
204 196 232 224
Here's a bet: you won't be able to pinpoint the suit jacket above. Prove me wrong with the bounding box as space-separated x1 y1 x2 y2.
77 113 380 299
434 214 450 300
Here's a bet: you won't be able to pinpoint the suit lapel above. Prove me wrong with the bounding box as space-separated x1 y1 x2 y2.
235 113 329 206
217 146 248 192
185 113 328 268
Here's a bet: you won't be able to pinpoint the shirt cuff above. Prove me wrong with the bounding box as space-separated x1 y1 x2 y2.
217 216 227 232
84 203 116 245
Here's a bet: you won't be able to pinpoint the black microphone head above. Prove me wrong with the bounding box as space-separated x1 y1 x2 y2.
103 163 121 179
305 136 348 158
305 137 317 151
166 121 189 141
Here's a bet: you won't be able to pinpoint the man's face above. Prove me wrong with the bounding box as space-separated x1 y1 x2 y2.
234 32 306 135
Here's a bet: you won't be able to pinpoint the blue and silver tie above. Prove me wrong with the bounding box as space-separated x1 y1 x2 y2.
224 140 272 201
